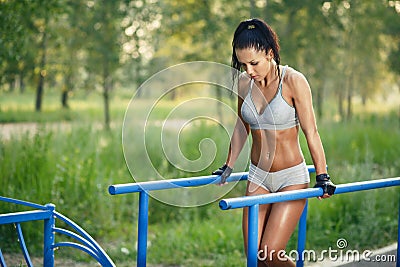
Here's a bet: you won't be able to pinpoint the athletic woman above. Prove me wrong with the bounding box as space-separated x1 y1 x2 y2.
213 18 335 266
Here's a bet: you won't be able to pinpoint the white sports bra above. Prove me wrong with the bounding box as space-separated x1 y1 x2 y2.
240 66 299 130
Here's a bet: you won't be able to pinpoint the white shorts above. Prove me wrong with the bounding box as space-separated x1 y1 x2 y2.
248 161 310 193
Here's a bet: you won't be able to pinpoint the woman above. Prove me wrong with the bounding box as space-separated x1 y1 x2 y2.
213 18 335 266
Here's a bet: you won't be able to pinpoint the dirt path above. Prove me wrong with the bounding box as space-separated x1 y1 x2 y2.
0 122 74 141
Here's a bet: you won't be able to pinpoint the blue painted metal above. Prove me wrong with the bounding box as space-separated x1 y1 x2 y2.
109 172 247 194
0 196 46 210
219 188 323 210
0 249 7 267
109 166 317 266
0 197 115 267
219 177 400 267
109 170 399 267
335 177 400 194
137 191 149 267
109 166 317 195
296 200 308 267
54 211 115 266
53 227 100 254
219 177 400 210
247 204 259 267
53 242 103 263
15 223 33 267
0 210 51 224
43 204 55 267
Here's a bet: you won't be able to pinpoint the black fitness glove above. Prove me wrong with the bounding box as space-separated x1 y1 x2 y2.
314 173 336 196
212 164 233 185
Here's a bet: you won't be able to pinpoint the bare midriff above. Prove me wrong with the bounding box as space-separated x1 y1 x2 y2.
250 125 303 172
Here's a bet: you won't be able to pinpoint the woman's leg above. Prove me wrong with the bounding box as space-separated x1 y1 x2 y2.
259 184 308 267
242 181 272 267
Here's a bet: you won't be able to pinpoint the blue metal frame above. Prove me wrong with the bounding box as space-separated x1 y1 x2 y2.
219 177 400 267
109 166 317 266
0 249 6 267
0 196 115 267
15 223 34 267
297 200 308 267
109 171 400 267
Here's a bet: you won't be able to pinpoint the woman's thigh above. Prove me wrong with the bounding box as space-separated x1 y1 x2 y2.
242 181 272 255
260 184 308 253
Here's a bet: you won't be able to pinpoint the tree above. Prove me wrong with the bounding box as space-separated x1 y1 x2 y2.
24 0 62 111
84 0 124 129
0 0 32 92
58 0 88 108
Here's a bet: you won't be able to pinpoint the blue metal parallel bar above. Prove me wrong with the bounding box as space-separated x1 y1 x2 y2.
109 171 399 266
219 177 400 267
15 223 33 267
219 188 323 210
0 249 6 267
0 210 51 225
335 177 400 194
247 204 259 267
296 201 308 267
137 191 149 267
109 166 317 267
219 177 400 209
109 172 247 195
109 166 317 195
43 204 55 267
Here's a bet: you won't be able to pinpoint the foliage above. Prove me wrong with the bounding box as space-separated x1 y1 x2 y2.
1 1 400 265
1 1 399 121
1 90 399 265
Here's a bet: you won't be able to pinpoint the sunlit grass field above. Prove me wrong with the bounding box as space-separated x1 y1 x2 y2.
0 89 399 266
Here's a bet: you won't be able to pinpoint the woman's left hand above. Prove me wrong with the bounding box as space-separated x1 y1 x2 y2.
314 173 336 199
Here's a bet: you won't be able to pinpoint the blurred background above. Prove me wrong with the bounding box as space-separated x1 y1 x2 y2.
1 0 399 266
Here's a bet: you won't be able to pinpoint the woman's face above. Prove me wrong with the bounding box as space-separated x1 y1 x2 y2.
235 47 273 82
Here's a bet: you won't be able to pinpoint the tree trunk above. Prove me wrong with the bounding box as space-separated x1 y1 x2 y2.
35 30 47 112
61 88 69 109
19 73 25 94
346 77 352 121
8 76 16 92
338 89 344 120
62 74 71 109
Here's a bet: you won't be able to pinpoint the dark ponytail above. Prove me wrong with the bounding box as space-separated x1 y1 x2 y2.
231 18 281 82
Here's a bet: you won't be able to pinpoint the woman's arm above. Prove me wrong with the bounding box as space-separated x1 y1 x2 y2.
289 70 327 175
225 74 251 168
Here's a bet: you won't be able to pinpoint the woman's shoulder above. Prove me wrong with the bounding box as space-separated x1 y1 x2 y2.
282 65 309 90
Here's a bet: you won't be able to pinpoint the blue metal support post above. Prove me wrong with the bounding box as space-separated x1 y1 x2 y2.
43 204 55 267
137 191 149 267
296 200 308 267
247 204 259 267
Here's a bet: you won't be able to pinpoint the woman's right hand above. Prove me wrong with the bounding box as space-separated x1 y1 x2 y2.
212 164 233 185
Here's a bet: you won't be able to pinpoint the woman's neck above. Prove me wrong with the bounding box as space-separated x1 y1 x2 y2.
259 62 278 88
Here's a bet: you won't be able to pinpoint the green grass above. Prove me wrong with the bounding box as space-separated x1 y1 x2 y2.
0 90 399 266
